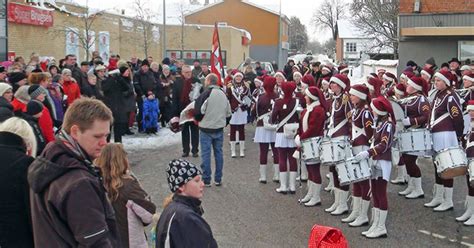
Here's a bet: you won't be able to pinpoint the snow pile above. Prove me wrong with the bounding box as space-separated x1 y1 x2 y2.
122 128 181 151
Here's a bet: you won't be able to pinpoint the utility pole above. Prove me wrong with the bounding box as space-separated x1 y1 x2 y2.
1 0 8 61
277 0 281 69
162 0 166 60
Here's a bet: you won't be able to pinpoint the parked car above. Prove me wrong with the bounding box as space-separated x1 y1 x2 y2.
238 61 275 75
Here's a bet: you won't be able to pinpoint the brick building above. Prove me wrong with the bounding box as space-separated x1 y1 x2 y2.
185 0 290 68
6 0 250 68
398 0 474 71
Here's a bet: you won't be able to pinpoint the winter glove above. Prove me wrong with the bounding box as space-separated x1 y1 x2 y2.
355 151 369 162
402 117 411 126
294 135 301 147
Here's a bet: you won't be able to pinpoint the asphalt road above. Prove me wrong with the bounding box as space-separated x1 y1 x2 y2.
128 127 474 248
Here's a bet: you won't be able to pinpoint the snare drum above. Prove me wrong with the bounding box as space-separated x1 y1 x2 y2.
469 159 474 188
335 159 371 186
434 147 468 179
301 137 322 161
397 128 432 153
320 137 350 165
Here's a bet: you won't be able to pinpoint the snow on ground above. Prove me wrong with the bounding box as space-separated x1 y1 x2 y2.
122 128 181 151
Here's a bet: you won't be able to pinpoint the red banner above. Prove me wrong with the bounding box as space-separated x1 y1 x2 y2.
210 23 225 86
8 3 54 27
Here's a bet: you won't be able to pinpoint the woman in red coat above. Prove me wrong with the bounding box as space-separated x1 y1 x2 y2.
295 86 327 206
271 81 300 194
28 85 55 143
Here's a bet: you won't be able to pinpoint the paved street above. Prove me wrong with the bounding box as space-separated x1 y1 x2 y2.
128 127 474 247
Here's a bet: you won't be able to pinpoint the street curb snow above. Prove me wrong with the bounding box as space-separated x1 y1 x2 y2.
122 128 181 151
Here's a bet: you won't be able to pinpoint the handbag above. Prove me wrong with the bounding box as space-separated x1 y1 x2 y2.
308 224 348 248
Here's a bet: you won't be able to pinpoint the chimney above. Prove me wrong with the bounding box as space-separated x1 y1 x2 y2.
121 9 125 15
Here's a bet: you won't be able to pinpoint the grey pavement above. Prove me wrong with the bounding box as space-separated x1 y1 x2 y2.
128 126 474 248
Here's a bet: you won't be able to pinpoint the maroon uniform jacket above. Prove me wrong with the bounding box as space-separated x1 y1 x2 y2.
227 83 250 112
466 130 474 158
368 120 394 161
328 93 352 138
295 88 307 109
298 102 326 140
254 92 278 127
383 83 395 98
271 97 299 133
463 89 474 111
402 94 431 128
351 105 374 146
430 89 464 136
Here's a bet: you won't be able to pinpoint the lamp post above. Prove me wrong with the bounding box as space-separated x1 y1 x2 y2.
277 0 281 69
162 0 166 60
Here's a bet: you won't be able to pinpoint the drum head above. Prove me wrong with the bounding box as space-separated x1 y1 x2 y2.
389 100 405 135
440 166 467 180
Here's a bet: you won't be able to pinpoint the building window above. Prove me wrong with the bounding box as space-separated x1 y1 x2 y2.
346 42 357 53
459 41 474 61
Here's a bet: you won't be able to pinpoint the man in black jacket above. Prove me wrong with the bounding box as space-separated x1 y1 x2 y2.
173 65 201 157
28 98 120 247
134 60 159 132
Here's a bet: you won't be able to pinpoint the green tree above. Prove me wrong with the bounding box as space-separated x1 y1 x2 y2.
288 16 309 53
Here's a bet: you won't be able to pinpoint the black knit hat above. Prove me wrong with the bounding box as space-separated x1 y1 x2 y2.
141 59 150 67
26 100 43 116
28 85 45 99
166 159 202 192
8 72 27 84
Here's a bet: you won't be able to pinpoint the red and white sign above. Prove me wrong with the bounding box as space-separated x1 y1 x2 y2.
210 23 225 86
8 3 54 27
7 52 16 62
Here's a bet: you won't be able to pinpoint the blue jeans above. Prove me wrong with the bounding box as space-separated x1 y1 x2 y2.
200 130 224 184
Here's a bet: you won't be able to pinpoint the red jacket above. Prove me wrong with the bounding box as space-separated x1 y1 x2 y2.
430 89 463 136
351 105 373 146
299 102 325 140
328 93 352 138
38 107 55 143
271 97 299 133
63 80 81 106
254 92 278 127
368 120 394 161
11 98 27 113
402 94 430 127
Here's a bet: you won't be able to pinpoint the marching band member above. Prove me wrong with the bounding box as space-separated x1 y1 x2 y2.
421 66 435 85
317 65 333 88
321 76 332 102
252 76 265 102
295 86 328 206
425 70 463 211
398 76 431 199
457 99 474 226
366 77 383 98
394 83 406 100
381 72 397 97
253 76 280 184
271 81 300 194
325 74 352 216
390 83 409 185
377 69 386 80
399 69 415 87
227 71 250 158
302 74 317 88
274 71 287 98
338 65 350 76
354 96 396 239
344 84 374 226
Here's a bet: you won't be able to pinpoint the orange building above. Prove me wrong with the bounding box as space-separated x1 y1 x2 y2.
185 0 289 68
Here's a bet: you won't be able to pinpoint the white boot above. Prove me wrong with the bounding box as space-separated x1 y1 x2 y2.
331 190 349 215
276 172 288 194
366 210 388 238
230 141 236 158
456 196 474 222
465 215 474 226
434 187 454 211
239 141 245 157
300 163 308 182
350 199 370 227
424 184 444 208
324 173 334 192
391 165 407 184
406 177 424 199
299 181 314 203
398 177 413 196
325 188 339 213
305 183 322 207
362 208 379 236
259 164 267 184
342 197 361 223
272 164 280 182
289 172 297 194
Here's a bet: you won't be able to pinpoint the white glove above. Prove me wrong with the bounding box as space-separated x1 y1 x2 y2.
355 151 369 162
295 135 301 147
402 117 411 126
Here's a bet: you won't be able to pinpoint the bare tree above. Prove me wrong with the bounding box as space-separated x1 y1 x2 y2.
289 16 309 53
133 0 157 58
312 0 346 41
350 0 399 57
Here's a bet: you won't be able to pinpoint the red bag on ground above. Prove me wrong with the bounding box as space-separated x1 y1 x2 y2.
308 225 348 248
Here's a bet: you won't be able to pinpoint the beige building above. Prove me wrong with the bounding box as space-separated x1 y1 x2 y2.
7 0 250 68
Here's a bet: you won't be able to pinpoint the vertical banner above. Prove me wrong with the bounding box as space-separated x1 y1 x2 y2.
84 30 95 60
98 31 110 64
210 23 225 86
65 27 79 58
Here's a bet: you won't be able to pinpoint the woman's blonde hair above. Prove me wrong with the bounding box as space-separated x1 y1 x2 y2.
95 143 130 200
0 117 37 157
28 72 51 85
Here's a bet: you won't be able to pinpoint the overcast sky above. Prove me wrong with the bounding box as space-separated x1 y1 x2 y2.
71 0 341 42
